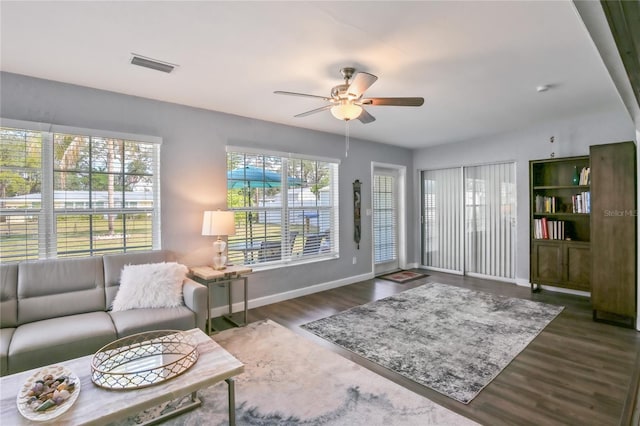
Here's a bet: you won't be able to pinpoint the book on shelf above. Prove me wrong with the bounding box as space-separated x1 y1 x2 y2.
579 167 590 185
534 218 566 240
571 191 590 213
535 195 557 213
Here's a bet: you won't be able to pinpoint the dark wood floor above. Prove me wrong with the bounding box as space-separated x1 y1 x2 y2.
244 270 640 426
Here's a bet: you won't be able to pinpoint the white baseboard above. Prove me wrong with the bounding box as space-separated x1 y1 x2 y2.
539 285 590 297
420 266 464 275
209 271 375 318
210 272 593 318
516 279 590 297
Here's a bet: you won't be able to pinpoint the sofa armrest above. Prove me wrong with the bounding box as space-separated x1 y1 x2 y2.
182 278 208 333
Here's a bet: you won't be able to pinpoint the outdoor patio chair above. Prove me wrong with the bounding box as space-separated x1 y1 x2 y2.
259 241 282 262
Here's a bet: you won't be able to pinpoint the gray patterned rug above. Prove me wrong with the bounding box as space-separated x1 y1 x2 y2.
301 283 564 404
112 319 477 425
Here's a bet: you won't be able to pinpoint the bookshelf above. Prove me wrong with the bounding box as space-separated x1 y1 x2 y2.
529 155 591 292
590 142 636 327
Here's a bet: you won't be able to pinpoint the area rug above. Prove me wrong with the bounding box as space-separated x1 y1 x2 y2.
378 270 428 283
112 319 477 425
301 283 564 404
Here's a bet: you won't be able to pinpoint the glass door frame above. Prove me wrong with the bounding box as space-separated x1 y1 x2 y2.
371 162 407 275
420 161 516 281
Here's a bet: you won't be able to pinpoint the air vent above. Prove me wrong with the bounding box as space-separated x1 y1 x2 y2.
130 54 176 73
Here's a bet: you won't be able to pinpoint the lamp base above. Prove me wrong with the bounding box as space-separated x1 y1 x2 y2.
212 239 227 270
212 254 227 270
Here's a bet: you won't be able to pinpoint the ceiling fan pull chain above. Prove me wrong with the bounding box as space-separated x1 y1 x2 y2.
345 120 350 157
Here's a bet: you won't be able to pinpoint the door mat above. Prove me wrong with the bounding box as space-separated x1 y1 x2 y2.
378 270 428 283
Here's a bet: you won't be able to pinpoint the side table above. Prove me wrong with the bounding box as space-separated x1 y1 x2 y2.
189 265 252 335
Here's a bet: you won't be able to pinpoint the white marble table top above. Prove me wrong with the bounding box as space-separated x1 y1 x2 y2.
189 265 252 281
0 328 244 425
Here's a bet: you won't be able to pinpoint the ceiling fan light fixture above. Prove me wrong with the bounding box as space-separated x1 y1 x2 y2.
331 101 363 121
275 67 422 124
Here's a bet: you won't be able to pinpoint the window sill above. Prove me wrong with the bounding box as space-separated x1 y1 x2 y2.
249 254 340 272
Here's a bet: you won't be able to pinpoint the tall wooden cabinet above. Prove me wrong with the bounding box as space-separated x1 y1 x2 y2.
590 142 637 327
529 156 591 292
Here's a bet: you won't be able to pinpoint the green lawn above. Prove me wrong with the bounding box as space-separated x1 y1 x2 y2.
0 214 152 262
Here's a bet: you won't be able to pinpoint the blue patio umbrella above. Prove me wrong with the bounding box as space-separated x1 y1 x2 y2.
227 166 303 242
227 166 283 189
227 166 303 189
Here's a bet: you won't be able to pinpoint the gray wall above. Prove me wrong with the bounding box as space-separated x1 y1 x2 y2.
4 71 636 308
412 108 636 284
0 72 415 305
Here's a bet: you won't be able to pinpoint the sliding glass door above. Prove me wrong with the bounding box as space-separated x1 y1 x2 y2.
421 162 516 280
421 168 463 273
464 163 516 280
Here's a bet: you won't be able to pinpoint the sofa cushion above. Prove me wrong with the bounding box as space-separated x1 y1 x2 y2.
1 328 14 376
103 250 174 308
112 262 188 311
8 312 117 375
109 307 195 338
0 263 18 327
17 257 105 324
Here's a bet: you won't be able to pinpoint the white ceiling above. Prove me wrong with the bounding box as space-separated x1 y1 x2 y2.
0 1 626 149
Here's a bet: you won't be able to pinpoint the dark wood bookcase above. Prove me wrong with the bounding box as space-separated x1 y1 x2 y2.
529 155 591 292
590 141 637 327
530 143 637 328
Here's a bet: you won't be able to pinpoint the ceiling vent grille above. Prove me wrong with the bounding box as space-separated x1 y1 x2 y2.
130 54 176 73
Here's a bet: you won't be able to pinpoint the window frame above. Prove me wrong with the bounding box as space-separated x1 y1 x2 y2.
226 145 340 269
0 118 161 262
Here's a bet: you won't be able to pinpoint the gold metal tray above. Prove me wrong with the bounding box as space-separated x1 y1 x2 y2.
91 330 198 390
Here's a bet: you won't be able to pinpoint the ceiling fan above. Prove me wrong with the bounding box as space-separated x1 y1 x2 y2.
274 67 424 124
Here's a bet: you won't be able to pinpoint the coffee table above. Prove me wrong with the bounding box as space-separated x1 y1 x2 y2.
0 328 244 425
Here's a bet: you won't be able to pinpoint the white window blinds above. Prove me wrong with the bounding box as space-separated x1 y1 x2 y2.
1 120 161 262
226 148 339 268
0 127 44 261
373 174 397 264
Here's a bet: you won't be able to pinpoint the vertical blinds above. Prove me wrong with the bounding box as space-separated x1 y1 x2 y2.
464 162 515 279
1 121 161 262
422 167 463 272
422 162 516 279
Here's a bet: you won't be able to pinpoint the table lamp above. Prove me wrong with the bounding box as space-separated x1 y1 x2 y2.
202 210 236 270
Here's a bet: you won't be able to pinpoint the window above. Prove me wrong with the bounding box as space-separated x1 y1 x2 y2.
226 147 339 267
0 120 161 262
373 173 397 264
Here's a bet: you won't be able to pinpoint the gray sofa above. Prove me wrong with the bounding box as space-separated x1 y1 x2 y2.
0 250 207 376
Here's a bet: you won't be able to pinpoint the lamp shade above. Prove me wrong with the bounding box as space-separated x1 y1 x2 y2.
331 101 363 121
202 210 236 236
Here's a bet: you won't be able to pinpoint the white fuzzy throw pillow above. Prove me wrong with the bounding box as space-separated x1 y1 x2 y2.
111 262 188 312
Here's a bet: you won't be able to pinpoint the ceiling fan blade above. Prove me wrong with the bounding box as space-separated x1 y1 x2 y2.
357 108 376 124
361 97 425 106
347 72 378 98
294 105 333 118
274 91 332 101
